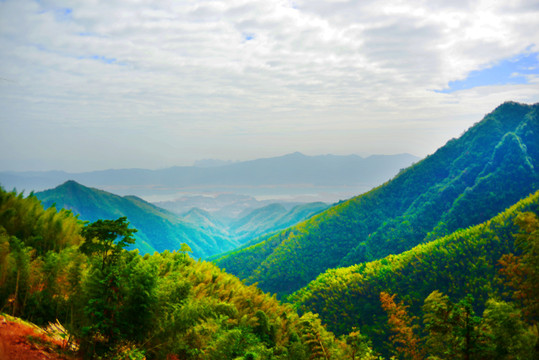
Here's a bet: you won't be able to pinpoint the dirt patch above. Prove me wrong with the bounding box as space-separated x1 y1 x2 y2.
0 315 79 360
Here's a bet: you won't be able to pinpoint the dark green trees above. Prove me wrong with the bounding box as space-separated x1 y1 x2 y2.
216 102 539 296
80 217 136 270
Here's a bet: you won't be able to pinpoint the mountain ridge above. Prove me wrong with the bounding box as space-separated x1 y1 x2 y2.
34 180 330 259
0 152 419 202
214 101 539 296
35 180 238 258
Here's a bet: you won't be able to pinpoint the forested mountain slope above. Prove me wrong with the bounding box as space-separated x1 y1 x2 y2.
228 202 328 242
215 101 538 296
34 181 328 259
0 187 361 359
35 180 238 258
290 190 539 354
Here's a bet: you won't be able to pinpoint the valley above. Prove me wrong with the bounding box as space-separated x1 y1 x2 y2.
0 101 537 359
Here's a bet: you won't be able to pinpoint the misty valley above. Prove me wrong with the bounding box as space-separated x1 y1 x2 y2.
1 101 538 359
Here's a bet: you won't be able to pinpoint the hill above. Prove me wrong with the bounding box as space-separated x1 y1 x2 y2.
34 181 329 258
290 190 539 354
228 202 328 242
0 186 358 359
214 101 539 296
35 180 238 258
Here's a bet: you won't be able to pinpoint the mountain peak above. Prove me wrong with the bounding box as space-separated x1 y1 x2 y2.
284 151 306 157
57 180 86 190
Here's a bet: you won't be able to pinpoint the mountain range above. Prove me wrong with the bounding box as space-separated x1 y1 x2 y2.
34 181 328 258
0 152 419 203
214 101 539 296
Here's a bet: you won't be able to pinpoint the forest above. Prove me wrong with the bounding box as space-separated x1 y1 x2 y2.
0 182 538 359
215 101 539 296
0 102 538 359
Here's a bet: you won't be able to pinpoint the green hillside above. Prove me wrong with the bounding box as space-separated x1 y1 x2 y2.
0 187 365 359
35 180 239 258
290 190 539 354
214 101 538 296
229 202 329 242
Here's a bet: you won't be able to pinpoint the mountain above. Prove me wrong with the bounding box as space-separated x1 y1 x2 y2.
155 193 295 222
228 202 329 241
0 186 352 359
214 101 539 296
34 181 328 258
291 190 539 355
0 153 419 203
35 180 239 258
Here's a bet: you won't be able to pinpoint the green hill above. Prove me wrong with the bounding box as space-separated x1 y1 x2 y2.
290 190 539 353
229 202 329 242
214 101 538 296
35 180 239 258
0 186 357 359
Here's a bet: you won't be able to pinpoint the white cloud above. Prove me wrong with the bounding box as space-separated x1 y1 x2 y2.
1 0 538 171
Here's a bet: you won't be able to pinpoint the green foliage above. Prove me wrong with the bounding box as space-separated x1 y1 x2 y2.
80 217 136 269
291 191 539 356
481 299 536 359
0 186 354 359
35 180 238 258
215 102 539 296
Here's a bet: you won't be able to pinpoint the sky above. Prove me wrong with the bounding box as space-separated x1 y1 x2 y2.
1 0 538 172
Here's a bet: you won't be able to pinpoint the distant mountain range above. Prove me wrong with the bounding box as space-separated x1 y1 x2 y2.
34 181 328 258
214 101 539 296
0 152 419 203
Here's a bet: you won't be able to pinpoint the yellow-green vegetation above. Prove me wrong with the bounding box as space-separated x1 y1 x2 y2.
0 187 368 359
215 101 539 296
290 191 539 358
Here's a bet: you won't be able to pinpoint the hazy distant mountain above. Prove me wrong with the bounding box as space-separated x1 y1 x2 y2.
1 153 419 202
35 181 238 258
155 193 280 221
34 181 329 258
193 159 236 167
228 202 329 241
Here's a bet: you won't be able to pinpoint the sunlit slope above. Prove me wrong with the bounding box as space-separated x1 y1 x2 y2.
290 190 538 348
0 187 351 359
215 101 538 295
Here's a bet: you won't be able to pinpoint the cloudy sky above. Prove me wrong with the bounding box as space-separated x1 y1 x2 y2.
1 0 538 172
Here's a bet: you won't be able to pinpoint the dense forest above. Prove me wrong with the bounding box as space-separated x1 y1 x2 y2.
0 187 367 359
215 101 539 296
1 101 538 359
1 185 537 359
290 190 539 357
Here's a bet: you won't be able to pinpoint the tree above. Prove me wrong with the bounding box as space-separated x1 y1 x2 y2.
498 211 539 325
422 290 456 359
380 292 422 360
80 217 136 270
342 327 377 360
79 217 138 356
449 295 483 360
481 299 536 360
299 312 333 360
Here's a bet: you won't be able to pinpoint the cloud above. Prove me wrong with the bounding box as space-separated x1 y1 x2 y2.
1 0 539 171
